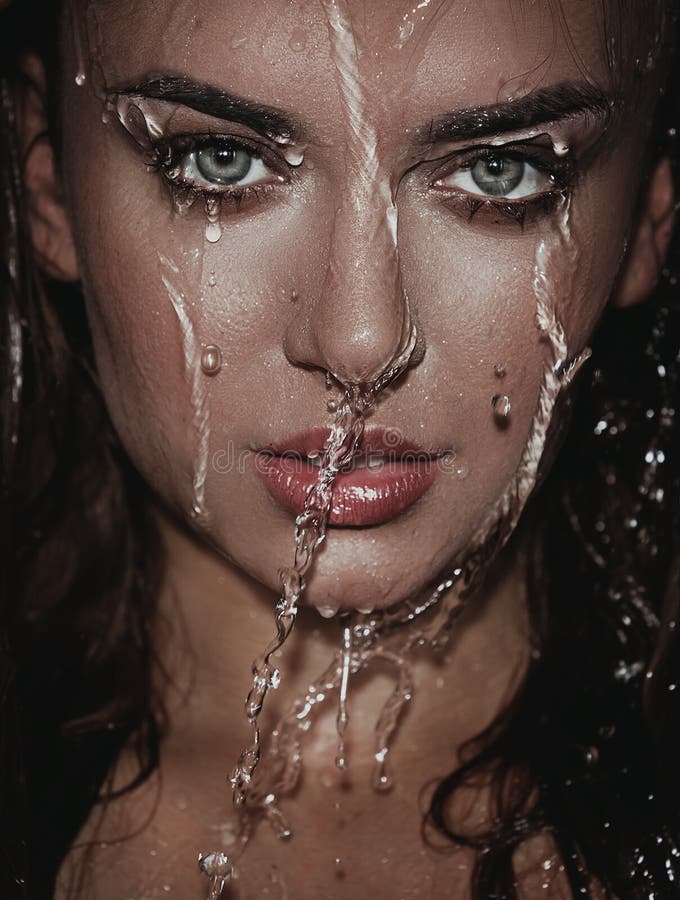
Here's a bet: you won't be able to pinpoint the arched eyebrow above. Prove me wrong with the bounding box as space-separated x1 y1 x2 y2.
421 82 614 145
109 75 612 147
108 74 301 142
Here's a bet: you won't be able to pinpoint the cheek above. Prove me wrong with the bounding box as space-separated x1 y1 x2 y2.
64 105 323 516
397 202 555 492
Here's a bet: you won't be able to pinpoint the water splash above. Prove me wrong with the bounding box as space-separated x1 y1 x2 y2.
393 0 434 50
159 255 211 521
194 17 594 899
198 387 371 895
319 0 418 388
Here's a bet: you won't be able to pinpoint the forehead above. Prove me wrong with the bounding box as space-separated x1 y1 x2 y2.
77 0 649 126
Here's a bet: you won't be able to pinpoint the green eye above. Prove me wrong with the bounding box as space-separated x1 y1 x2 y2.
436 153 553 201
168 141 275 192
195 147 254 185
470 157 525 196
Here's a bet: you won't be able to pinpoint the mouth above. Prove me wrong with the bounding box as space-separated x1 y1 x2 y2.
255 427 443 527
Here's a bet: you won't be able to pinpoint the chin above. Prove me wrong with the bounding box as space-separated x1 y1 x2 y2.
299 550 437 618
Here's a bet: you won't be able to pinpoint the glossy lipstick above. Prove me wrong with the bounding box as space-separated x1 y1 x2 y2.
255 427 440 527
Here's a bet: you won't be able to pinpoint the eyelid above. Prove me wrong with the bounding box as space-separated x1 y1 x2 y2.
151 133 290 194
430 143 573 198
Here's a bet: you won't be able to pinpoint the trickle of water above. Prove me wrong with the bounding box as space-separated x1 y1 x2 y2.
392 0 435 51
198 387 371 895
159 256 211 521
198 852 234 900
371 650 413 791
230 35 247 50
335 625 352 770
70 0 88 88
493 363 507 379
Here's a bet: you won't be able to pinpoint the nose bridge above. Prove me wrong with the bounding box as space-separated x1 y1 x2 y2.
283 0 417 391
313 173 412 386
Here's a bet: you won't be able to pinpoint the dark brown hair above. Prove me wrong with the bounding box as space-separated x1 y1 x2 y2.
1 3 679 899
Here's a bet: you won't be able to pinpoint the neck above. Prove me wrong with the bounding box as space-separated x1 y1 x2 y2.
153 505 530 794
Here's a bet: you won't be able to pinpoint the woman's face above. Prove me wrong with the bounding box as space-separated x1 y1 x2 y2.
60 0 659 613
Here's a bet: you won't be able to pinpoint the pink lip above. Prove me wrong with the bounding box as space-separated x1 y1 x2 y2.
255 427 440 527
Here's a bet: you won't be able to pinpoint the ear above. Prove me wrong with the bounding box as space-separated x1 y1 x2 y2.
612 157 676 308
18 54 79 282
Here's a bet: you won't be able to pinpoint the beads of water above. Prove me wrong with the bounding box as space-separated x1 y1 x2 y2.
201 345 223 376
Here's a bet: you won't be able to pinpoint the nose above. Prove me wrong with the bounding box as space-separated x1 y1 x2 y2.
283 179 417 389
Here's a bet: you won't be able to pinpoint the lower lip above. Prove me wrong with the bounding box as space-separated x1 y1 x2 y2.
256 455 438 527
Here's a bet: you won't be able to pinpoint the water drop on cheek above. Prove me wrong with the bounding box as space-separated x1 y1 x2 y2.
205 196 222 244
200 345 223 376
492 394 512 422
75 71 86 87
288 28 308 52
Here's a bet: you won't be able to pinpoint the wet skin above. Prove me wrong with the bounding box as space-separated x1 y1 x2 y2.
44 0 673 897
60 0 655 616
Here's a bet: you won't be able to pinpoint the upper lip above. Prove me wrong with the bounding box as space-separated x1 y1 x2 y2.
259 426 444 459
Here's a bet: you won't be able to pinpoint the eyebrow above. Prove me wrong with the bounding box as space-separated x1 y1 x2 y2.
109 75 301 141
423 82 614 144
110 75 613 149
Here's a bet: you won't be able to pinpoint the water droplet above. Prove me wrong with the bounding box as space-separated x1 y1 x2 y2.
288 28 308 52
493 362 506 378
492 394 511 420
282 146 305 167
584 745 599 766
205 196 222 243
318 605 338 619
230 36 247 49
199 852 233 878
201 345 223 376
455 464 469 479
394 19 415 48
291 289 299 302
75 71 86 87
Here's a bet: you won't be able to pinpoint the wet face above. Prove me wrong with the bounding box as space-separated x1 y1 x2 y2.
60 0 661 614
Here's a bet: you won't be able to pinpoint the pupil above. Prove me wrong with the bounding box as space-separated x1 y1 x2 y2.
214 148 236 167
486 157 504 175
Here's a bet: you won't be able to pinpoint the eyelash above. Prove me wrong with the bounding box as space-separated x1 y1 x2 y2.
149 134 286 208
149 135 574 225
432 147 574 224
